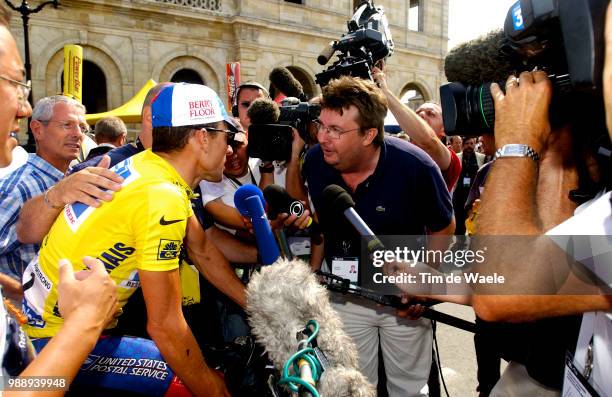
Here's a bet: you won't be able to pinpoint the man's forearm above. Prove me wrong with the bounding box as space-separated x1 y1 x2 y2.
310 237 324 271
477 159 541 235
473 294 612 323
0 273 23 301
187 233 247 308
148 320 228 397
16 195 62 244
206 226 258 263
12 316 102 397
383 88 450 170
205 200 247 231
285 155 309 204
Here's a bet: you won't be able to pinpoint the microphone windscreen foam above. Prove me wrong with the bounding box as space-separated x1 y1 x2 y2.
247 98 281 124
322 184 355 213
444 29 517 85
269 66 304 98
234 184 266 216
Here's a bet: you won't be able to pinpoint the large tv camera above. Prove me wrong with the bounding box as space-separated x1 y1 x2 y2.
315 0 394 88
440 0 608 136
248 97 320 162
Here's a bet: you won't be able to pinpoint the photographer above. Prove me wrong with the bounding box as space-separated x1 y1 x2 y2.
470 10 612 394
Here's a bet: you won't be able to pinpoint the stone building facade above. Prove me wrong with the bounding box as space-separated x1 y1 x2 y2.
9 0 448 132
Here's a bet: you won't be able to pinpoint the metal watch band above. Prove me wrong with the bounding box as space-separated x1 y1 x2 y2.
494 144 540 163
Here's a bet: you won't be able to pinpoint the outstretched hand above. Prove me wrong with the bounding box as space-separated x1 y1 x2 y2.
57 256 118 330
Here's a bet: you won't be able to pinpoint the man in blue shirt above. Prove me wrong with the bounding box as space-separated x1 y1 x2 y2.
303 76 454 397
0 95 91 279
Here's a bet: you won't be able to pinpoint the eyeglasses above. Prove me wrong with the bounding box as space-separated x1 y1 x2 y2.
0 75 31 100
39 120 91 134
313 120 361 139
201 126 236 141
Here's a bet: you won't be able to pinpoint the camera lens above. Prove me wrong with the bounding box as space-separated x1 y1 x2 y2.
440 82 496 136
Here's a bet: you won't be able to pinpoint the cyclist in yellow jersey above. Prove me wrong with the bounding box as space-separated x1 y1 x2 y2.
22 83 236 396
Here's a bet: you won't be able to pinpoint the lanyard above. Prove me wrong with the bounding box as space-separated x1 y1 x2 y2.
584 335 595 380
227 166 256 190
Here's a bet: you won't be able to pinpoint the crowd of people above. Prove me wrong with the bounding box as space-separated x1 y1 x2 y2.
0 1 611 396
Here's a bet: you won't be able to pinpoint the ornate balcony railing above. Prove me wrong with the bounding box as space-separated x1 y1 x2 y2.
154 0 221 11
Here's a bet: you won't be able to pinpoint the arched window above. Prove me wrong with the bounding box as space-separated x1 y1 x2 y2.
171 69 205 85
61 60 108 114
400 83 425 111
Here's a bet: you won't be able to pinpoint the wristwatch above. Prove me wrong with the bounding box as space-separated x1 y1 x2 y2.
494 144 540 163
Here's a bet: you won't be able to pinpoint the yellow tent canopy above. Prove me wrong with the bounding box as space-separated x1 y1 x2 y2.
85 79 157 125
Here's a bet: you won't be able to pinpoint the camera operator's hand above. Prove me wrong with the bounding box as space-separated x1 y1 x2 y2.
372 64 389 91
490 71 553 154
290 127 305 162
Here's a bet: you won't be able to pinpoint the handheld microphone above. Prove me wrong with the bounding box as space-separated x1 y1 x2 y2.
234 185 280 265
269 67 307 101
322 184 384 253
247 258 375 396
263 184 323 245
263 184 308 220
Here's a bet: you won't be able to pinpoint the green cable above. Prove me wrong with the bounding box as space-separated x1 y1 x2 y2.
279 320 323 397
305 320 319 344
278 376 320 396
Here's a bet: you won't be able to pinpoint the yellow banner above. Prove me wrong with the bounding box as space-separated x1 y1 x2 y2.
63 45 83 102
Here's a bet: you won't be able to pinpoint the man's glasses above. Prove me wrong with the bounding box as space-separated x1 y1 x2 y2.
201 126 236 142
40 120 91 134
0 75 31 100
313 119 361 140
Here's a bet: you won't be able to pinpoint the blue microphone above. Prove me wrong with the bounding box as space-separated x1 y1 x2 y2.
234 184 280 265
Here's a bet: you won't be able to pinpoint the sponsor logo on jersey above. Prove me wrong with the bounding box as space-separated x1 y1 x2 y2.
81 354 101 370
120 269 140 289
97 242 136 272
22 258 51 328
159 216 184 226
82 356 170 380
64 158 140 232
157 239 181 260
22 300 45 328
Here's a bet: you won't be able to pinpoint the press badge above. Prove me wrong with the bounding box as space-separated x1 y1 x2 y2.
331 257 359 284
562 352 600 397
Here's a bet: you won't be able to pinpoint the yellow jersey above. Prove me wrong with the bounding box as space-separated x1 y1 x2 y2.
22 150 194 338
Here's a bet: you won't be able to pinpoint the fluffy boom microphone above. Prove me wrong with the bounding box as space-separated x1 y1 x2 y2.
269 66 307 101
444 29 517 85
247 258 375 397
247 97 280 124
